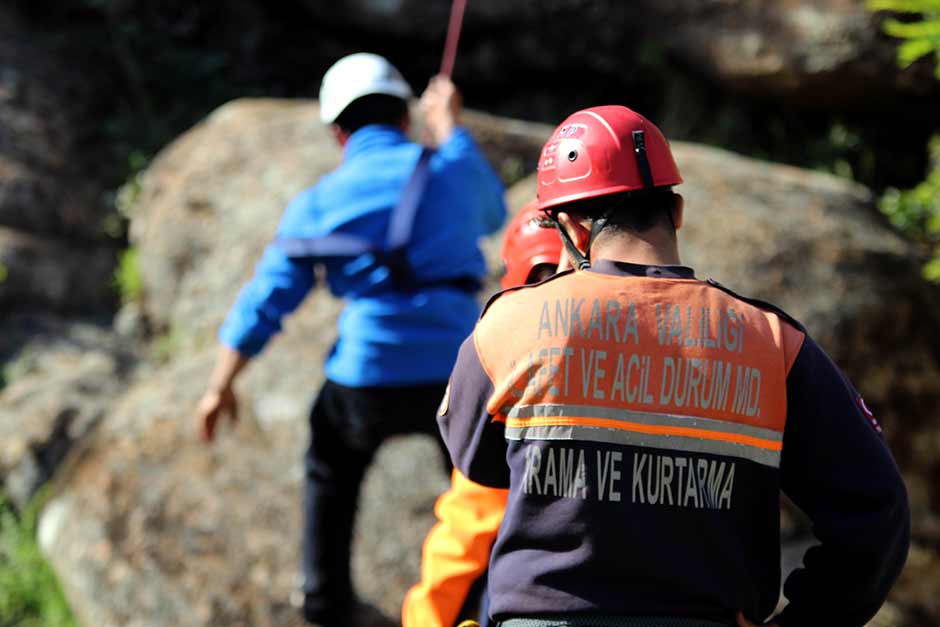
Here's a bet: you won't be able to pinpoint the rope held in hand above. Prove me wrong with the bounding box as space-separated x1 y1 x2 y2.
440 0 468 77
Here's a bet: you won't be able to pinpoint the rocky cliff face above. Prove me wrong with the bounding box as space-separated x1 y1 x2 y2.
0 5 118 314
28 99 940 627
14 0 940 197
298 0 940 108
0 5 130 513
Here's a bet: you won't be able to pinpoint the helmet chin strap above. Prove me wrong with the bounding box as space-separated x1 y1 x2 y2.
551 208 612 271
553 218 589 270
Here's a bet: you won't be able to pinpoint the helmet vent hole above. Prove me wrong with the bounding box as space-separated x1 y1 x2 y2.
567 150 578 161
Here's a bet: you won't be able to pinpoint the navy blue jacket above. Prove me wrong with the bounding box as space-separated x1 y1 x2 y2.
439 261 909 626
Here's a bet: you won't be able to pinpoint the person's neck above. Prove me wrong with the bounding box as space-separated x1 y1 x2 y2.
589 231 681 267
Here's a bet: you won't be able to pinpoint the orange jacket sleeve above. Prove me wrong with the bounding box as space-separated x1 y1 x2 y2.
402 469 508 627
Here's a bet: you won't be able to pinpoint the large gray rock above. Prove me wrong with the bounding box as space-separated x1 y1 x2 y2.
0 5 125 514
656 0 939 105
0 312 135 508
128 99 334 343
40 99 940 626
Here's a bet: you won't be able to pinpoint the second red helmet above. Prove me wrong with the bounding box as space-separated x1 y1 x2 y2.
536 105 682 213
500 200 562 289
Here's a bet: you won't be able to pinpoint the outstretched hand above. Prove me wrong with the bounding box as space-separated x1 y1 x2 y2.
420 74 461 146
196 385 239 443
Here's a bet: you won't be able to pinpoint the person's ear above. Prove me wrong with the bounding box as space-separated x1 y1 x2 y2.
672 193 684 231
557 211 591 256
400 111 411 133
330 124 351 147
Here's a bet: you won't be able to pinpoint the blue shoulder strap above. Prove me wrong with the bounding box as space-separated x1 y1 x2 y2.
386 147 433 251
274 147 434 259
276 232 372 258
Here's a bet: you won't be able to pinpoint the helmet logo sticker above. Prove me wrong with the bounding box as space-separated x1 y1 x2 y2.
557 123 587 139
538 141 560 187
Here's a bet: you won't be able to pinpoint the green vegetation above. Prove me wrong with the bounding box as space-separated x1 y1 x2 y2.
113 247 144 304
879 136 940 280
869 0 940 280
107 151 151 306
0 493 76 627
101 150 150 241
869 0 940 78
115 150 150 218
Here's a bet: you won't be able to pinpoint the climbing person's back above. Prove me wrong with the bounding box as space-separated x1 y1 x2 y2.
196 52 506 627
222 74 504 387
468 266 799 623
436 105 909 627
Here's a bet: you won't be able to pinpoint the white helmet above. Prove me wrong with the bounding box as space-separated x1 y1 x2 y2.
319 53 413 125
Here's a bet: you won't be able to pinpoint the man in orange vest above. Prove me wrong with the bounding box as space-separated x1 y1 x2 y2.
403 202 563 627
434 106 910 626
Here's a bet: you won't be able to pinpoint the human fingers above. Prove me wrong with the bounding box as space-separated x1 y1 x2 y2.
421 75 445 102
197 395 221 443
735 611 756 627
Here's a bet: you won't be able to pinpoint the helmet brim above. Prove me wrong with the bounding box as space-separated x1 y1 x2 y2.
537 182 681 214
319 80 412 124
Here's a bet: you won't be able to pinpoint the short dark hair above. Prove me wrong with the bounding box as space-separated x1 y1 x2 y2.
334 94 408 134
553 189 678 233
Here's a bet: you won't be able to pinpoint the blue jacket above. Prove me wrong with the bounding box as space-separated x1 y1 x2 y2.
219 124 506 386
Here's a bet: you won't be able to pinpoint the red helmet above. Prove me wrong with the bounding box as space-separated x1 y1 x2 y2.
500 200 562 289
536 105 682 213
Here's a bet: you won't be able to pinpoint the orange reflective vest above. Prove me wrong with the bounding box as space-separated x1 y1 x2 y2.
436 260 909 624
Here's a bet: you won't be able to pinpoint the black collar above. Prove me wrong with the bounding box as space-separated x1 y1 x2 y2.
587 258 696 279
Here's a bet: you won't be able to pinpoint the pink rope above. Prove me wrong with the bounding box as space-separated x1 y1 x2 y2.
440 0 468 77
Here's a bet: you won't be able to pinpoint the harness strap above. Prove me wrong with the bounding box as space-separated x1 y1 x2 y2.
272 148 478 292
275 232 372 258
632 130 654 189
386 148 433 251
